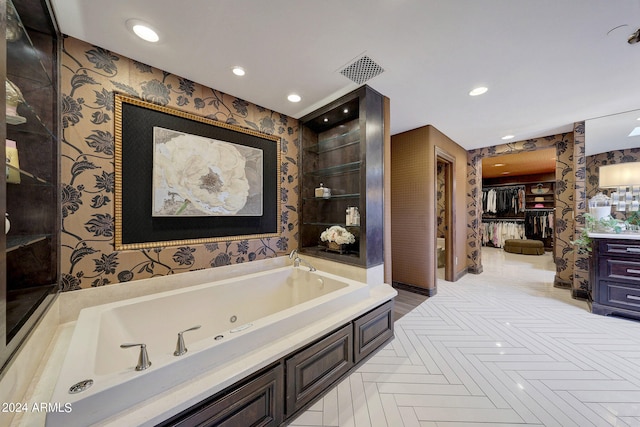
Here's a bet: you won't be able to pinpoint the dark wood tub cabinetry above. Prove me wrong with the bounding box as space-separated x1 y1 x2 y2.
158 299 394 427
160 364 284 427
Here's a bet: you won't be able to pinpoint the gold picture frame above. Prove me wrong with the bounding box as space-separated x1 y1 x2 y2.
114 94 281 250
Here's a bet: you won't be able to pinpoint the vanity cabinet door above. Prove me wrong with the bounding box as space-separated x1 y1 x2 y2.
159 364 283 427
285 323 353 416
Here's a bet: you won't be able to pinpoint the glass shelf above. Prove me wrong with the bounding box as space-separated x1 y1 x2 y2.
6 0 57 141
6 234 49 253
302 222 361 228
6 1 55 88
7 164 50 185
305 129 360 154
305 161 361 177
304 193 360 201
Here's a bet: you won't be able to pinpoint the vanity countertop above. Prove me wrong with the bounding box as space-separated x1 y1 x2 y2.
587 232 640 241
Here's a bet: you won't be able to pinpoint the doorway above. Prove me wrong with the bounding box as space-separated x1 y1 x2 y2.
436 147 455 282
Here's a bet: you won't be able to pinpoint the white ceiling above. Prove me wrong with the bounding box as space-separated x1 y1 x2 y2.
49 0 640 154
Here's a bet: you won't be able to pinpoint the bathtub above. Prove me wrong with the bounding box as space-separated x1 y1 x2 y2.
46 266 370 427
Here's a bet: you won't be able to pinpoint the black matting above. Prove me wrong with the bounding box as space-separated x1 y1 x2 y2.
119 100 279 247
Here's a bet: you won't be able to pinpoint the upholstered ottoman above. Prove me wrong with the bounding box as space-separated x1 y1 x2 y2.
503 239 544 255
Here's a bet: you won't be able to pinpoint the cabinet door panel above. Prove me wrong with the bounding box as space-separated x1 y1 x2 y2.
164 364 283 427
286 324 353 415
354 300 394 363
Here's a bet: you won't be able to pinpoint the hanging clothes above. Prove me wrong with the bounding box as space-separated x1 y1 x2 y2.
481 220 526 248
525 210 553 241
482 185 526 215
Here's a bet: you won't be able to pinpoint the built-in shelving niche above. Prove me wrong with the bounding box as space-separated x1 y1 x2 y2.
299 85 384 267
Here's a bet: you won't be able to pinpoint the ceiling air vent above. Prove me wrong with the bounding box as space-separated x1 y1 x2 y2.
339 55 384 85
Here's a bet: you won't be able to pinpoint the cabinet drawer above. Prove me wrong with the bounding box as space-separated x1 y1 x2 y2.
599 258 640 282
285 324 353 416
598 240 640 258
598 281 640 311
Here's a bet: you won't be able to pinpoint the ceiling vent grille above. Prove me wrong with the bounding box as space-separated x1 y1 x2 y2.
339 55 384 84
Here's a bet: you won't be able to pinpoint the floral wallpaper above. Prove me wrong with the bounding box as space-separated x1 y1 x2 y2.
466 131 583 293
60 37 299 290
572 122 588 298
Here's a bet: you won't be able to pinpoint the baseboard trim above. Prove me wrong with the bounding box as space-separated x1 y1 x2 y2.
467 265 483 274
392 281 437 297
553 276 572 289
572 288 590 301
453 268 468 282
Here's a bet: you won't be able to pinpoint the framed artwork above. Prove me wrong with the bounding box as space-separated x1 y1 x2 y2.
152 127 264 217
114 94 281 250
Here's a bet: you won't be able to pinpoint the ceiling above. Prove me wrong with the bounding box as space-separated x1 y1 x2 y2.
49 0 640 155
482 149 556 178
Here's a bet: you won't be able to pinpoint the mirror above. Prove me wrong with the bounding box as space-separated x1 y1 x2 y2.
585 109 640 156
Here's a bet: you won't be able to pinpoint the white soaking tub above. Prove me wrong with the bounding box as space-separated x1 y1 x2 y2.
46 266 370 427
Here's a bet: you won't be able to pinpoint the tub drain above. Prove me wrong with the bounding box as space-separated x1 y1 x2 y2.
69 379 93 394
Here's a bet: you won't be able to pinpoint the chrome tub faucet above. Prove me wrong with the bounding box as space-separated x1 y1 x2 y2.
289 249 316 272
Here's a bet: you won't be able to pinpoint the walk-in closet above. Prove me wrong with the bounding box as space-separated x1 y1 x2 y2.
481 149 556 251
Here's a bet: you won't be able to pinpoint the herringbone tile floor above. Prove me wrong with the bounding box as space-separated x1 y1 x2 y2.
289 248 640 427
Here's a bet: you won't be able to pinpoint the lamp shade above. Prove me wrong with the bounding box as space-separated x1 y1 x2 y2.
599 162 640 188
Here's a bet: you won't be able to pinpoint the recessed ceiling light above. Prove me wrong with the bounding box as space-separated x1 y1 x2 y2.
127 19 159 43
501 171 510 175
501 135 515 140
494 163 506 167
343 108 349 113
323 118 329 122
232 66 245 76
287 93 301 103
469 86 488 96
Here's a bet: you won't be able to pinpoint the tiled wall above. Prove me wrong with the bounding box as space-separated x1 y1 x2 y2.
60 37 299 290
466 130 583 292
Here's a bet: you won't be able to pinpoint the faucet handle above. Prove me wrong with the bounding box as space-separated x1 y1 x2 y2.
289 249 298 259
120 343 151 371
174 325 201 356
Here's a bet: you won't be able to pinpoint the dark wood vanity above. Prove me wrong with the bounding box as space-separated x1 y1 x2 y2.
589 236 640 320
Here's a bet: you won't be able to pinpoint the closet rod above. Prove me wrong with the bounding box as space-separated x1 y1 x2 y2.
482 218 525 222
482 184 526 190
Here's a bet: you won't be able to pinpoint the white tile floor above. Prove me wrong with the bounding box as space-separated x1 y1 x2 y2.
289 248 640 427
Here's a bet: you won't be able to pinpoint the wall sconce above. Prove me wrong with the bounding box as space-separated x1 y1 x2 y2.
599 162 640 212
